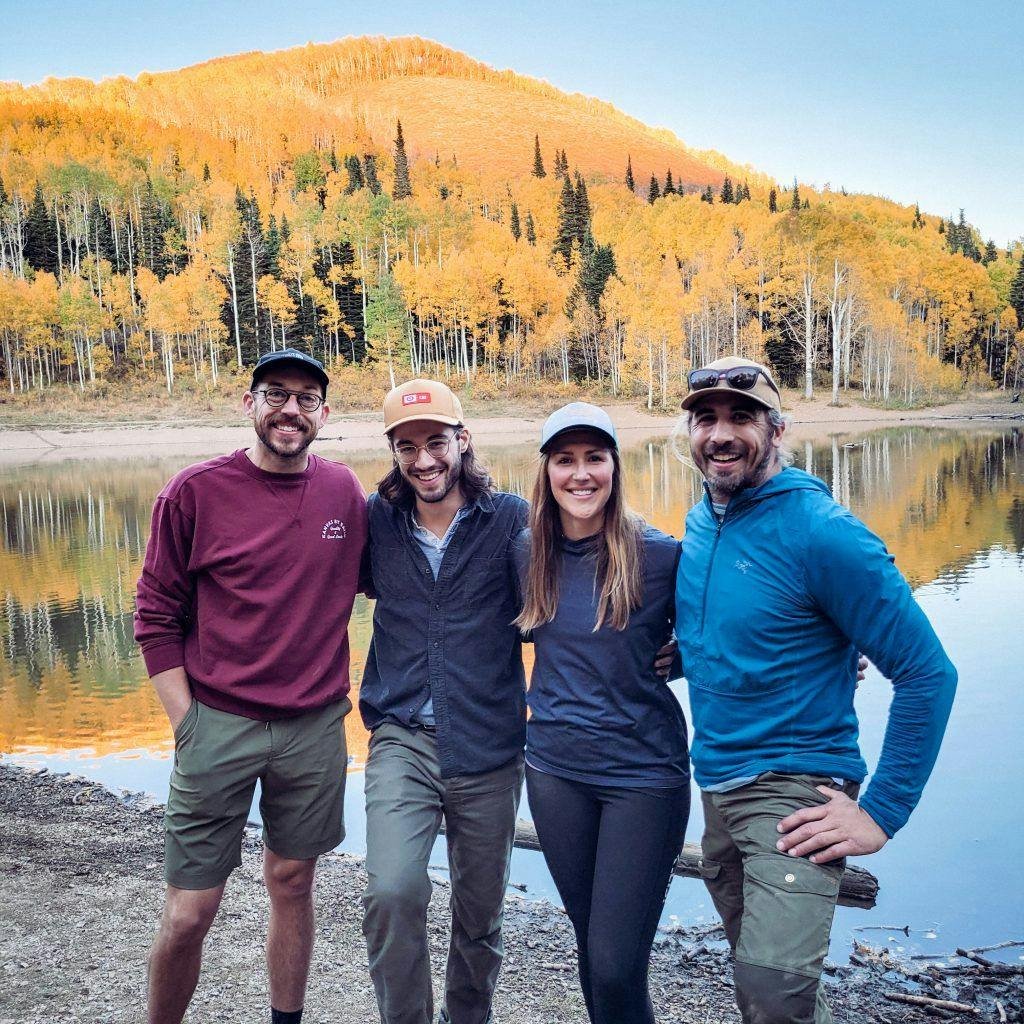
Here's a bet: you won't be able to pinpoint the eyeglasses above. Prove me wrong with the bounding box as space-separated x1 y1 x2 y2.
255 387 325 412
392 434 458 464
687 366 780 396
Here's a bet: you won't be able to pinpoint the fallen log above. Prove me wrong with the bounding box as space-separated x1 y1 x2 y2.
442 818 879 909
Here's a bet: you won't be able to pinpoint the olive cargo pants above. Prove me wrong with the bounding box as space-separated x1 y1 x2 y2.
362 723 524 1024
699 773 859 1024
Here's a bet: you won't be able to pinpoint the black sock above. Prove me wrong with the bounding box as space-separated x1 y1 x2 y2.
271 1009 303 1024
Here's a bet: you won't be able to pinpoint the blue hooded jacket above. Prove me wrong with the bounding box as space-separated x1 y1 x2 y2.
674 466 957 837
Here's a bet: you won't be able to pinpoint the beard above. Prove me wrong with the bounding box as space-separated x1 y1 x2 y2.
405 452 463 504
702 425 776 500
255 416 315 460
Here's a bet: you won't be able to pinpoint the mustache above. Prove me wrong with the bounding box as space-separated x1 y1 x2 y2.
270 417 307 431
703 444 744 457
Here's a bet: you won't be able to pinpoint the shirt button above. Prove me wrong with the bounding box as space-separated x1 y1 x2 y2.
785 873 796 884
434 603 440 610
433 641 439 648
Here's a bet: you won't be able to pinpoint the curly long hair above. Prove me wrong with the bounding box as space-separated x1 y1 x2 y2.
515 445 644 633
376 428 495 507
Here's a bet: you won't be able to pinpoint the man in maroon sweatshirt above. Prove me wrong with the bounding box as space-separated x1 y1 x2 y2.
134 349 367 1024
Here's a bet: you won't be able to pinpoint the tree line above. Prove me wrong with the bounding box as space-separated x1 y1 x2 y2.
1 118 1022 406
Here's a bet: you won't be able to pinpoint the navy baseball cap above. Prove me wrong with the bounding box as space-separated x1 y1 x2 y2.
540 402 618 452
250 348 329 394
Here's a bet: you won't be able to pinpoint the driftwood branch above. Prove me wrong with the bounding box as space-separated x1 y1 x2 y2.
443 817 879 909
882 992 980 1015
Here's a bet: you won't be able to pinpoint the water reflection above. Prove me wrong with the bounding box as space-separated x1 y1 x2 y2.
2 427 1022 759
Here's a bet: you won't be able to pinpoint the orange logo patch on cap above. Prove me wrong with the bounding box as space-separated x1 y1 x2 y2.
402 392 432 405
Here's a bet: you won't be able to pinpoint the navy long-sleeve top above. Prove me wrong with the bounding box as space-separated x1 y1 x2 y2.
514 524 690 787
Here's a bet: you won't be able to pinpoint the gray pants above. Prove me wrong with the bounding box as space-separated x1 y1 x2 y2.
362 723 524 1024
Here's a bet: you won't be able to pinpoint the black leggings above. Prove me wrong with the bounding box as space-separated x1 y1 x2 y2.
526 766 690 1024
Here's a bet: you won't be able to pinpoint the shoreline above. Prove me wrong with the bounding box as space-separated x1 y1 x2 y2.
2 763 1019 1022
1 394 1021 464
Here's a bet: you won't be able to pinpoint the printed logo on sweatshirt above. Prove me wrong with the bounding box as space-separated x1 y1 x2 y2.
734 559 751 574
402 392 432 405
322 519 347 540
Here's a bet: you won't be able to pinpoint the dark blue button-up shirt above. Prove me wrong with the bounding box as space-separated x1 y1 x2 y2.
361 489 529 778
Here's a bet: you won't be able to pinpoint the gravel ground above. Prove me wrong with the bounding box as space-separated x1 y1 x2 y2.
1 764 1018 1023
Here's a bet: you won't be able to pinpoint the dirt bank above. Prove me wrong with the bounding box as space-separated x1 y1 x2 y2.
2 764 1018 1023
1 392 1021 465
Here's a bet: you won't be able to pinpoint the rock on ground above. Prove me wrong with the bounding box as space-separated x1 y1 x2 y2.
2 764 1013 1023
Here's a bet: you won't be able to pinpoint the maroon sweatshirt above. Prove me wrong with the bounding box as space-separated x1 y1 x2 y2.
134 449 367 720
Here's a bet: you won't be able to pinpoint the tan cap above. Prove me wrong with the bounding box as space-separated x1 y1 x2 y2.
680 356 782 414
383 378 464 434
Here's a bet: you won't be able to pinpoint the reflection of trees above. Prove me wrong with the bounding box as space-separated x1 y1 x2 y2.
2 431 1022 756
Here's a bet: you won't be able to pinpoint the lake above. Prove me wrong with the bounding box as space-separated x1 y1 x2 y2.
2 422 1023 963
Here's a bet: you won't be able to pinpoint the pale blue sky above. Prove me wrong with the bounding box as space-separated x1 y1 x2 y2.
1 0 1020 244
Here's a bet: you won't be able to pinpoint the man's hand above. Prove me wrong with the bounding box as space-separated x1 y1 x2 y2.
654 637 678 679
857 654 869 683
150 666 193 734
776 787 888 864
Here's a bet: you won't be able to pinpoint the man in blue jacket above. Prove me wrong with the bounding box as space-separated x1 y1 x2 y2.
360 379 528 1024
673 356 957 1024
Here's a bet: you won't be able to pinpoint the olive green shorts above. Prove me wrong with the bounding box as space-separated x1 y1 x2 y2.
164 697 351 890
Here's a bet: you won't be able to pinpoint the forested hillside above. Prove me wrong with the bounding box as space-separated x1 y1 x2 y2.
1 35 1022 408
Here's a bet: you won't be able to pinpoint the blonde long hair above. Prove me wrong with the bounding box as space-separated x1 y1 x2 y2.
515 445 644 633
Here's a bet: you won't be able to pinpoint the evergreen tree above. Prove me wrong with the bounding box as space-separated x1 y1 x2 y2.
343 155 364 194
553 174 578 267
392 120 412 200
573 172 592 247
625 156 635 193
525 211 537 246
734 182 744 204
0 172 8 208
912 203 924 229
578 241 617 311
363 155 382 196
265 215 282 276
25 182 57 274
510 202 522 242
982 240 998 265
742 182 751 201
532 135 546 178
89 196 115 265
720 176 734 204
802 198 810 210
328 150 339 173
140 177 169 277
664 169 675 195
791 178 801 211
648 176 660 204
202 162 211 182
701 185 714 204
768 187 778 213
938 218 945 235
1009 254 1024 329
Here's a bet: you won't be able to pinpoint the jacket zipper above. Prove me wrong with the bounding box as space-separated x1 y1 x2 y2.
699 515 724 637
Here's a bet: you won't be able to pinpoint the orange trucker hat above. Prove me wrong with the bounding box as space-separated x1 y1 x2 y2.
383 379 465 434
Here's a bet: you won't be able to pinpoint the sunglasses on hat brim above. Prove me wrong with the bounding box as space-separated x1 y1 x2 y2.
687 365 780 396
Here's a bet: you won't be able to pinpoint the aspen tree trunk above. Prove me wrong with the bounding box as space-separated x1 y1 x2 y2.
227 245 242 367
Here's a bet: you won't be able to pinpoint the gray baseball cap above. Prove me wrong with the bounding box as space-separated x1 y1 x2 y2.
540 402 618 452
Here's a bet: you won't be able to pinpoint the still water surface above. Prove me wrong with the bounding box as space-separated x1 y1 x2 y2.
2 425 1023 961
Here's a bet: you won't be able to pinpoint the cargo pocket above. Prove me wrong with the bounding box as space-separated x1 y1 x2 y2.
736 853 841 977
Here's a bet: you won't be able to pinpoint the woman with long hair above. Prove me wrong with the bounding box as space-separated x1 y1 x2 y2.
514 402 690 1024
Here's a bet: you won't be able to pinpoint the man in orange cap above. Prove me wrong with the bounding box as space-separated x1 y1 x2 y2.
360 379 528 1024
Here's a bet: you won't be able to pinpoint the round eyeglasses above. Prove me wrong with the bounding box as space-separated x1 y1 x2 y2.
392 435 458 464
255 387 325 412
